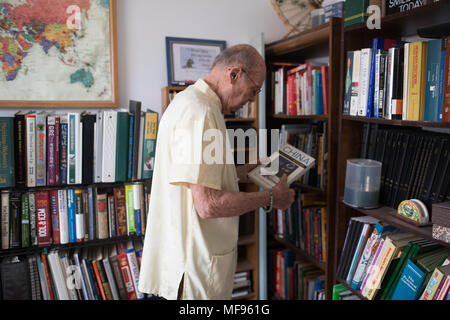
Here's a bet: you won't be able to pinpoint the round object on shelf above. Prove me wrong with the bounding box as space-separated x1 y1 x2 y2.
270 0 323 34
397 199 429 225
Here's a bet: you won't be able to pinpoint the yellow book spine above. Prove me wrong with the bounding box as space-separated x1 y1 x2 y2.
407 42 427 121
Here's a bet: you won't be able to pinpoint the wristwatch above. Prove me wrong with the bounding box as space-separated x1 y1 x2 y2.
263 189 273 213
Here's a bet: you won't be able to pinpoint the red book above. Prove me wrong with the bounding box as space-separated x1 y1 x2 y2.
321 65 329 115
113 186 128 236
49 190 60 244
35 191 52 247
116 242 137 300
92 260 107 300
287 74 297 115
47 116 60 185
443 37 450 122
40 250 54 300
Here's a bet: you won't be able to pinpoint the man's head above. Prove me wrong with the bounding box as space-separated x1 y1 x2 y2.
205 44 266 114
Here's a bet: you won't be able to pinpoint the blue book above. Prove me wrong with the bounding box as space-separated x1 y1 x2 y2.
367 38 385 118
391 259 426 300
59 115 68 185
316 71 324 115
283 250 296 299
83 256 99 300
437 46 446 121
67 188 76 243
424 39 446 122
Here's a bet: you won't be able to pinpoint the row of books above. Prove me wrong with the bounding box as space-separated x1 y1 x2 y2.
360 124 450 209
271 62 329 116
0 240 146 300
336 216 450 300
332 284 361 300
280 122 328 190
0 100 158 188
268 249 325 300
343 36 450 122
231 271 252 298
271 193 327 264
0 182 150 250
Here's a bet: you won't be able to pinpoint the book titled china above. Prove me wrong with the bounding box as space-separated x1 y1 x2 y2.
248 143 315 189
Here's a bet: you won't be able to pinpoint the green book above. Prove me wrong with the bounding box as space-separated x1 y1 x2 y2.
21 193 30 248
344 0 370 27
28 192 38 246
0 117 15 188
141 111 158 179
125 184 136 235
115 112 129 182
332 284 348 300
9 192 21 248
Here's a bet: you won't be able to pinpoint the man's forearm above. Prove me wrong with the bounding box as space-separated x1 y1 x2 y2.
190 184 270 219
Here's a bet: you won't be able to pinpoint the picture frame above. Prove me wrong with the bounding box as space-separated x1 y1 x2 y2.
166 37 226 86
0 0 118 108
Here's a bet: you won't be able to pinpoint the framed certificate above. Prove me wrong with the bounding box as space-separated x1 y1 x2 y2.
166 37 226 86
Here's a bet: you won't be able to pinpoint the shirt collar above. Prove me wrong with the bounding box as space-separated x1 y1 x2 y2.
194 79 222 111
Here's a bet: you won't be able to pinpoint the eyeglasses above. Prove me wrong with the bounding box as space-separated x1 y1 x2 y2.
241 68 262 96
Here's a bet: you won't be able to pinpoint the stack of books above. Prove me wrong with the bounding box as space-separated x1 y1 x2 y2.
0 100 158 188
0 182 150 250
0 240 146 300
343 36 450 122
271 62 329 116
336 216 450 300
232 271 252 298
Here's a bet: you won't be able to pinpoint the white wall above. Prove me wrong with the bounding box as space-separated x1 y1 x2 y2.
117 0 289 114
0 0 289 116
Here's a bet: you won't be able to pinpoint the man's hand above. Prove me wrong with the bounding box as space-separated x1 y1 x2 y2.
236 163 258 183
272 174 295 210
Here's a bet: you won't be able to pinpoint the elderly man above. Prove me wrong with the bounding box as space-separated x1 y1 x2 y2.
138 44 295 300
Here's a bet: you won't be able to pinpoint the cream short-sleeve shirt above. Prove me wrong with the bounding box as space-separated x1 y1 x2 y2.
138 79 240 300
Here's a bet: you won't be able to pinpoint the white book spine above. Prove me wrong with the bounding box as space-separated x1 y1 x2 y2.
94 112 103 183
67 113 80 184
76 121 82 184
357 48 372 117
350 50 361 116
58 189 69 244
26 115 36 187
102 111 117 182
373 51 381 117
137 114 145 180
48 250 70 300
102 257 120 300
126 243 144 300
402 43 410 120
385 48 395 120
346 223 369 283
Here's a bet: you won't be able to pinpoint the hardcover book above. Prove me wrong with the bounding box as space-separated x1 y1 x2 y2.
248 144 315 189
0 117 15 188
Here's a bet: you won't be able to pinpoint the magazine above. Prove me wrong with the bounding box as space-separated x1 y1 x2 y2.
247 143 315 189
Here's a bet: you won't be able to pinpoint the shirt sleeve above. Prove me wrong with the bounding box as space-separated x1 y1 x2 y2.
167 108 223 190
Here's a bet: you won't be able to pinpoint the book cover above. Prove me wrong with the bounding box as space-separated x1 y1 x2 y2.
28 192 38 247
321 65 329 115
407 41 428 121
35 191 51 247
424 38 446 122
344 0 370 27
126 241 144 300
25 114 36 187
35 111 47 186
392 258 426 300
386 0 427 15
94 111 103 183
81 113 96 185
419 265 449 300
116 242 137 300
350 50 361 116
357 48 372 117
0 117 15 188
141 111 158 179
67 188 76 243
21 193 30 248
125 184 136 235
57 189 69 245
74 189 85 242
343 51 354 115
46 115 60 186
68 112 81 184
49 190 60 245
59 114 68 185
101 111 117 182
443 37 450 122
13 111 26 186
248 143 315 189
129 100 142 180
95 190 109 240
115 111 129 182
113 186 127 237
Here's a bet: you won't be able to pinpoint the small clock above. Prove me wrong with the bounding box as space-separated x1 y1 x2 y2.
271 0 323 34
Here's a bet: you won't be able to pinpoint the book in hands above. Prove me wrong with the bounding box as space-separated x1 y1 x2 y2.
247 144 315 189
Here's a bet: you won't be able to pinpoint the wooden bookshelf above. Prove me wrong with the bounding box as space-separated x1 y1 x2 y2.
264 17 343 300
161 85 187 114
334 2 450 301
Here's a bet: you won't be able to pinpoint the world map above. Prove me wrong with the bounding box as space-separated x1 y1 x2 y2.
0 0 112 101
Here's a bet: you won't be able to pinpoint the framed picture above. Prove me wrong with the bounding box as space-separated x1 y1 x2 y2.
166 37 226 86
0 0 118 108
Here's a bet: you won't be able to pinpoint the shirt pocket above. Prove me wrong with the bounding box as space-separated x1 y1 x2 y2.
207 247 237 299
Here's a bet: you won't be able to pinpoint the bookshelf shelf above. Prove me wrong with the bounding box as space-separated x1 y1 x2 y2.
236 258 255 273
272 114 328 120
342 115 450 129
238 235 256 246
0 234 144 258
274 236 326 272
291 182 326 195
224 117 256 123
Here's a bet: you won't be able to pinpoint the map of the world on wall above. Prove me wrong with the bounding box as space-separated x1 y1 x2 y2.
0 0 117 106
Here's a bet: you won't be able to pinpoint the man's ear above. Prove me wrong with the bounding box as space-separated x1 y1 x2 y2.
228 66 241 83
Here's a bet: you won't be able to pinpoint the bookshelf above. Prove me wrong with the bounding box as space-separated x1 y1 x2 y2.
161 85 260 300
335 1 450 300
264 17 343 300
0 108 155 300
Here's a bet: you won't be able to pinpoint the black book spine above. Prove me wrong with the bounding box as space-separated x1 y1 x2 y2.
415 136 436 200
9 192 21 249
434 140 450 202
81 114 96 185
405 135 425 199
394 133 417 208
336 219 355 280
129 100 141 180
341 220 363 282
360 123 370 158
390 133 409 207
14 114 26 186
384 131 401 206
367 123 378 160
410 136 431 199
421 137 445 201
